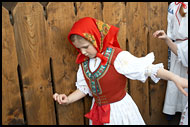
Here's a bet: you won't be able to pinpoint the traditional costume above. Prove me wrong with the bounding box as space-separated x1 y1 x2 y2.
68 17 164 125
163 2 188 115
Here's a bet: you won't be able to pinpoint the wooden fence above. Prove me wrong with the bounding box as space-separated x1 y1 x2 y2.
2 2 169 125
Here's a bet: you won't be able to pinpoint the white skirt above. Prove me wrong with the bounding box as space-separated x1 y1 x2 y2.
89 93 146 125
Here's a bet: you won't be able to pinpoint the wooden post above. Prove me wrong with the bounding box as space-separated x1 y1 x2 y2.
46 2 84 125
13 2 56 125
2 6 25 125
148 2 168 125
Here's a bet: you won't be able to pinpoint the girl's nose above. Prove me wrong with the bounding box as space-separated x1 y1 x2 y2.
81 49 87 55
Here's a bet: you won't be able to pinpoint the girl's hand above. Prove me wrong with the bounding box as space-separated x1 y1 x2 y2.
153 30 168 40
173 76 188 97
53 93 59 101
53 93 70 105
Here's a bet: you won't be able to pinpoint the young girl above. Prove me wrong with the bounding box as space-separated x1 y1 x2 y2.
160 2 188 117
153 30 188 125
53 17 188 125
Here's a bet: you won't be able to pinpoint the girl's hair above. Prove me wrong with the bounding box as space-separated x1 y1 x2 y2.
70 34 86 43
179 5 186 17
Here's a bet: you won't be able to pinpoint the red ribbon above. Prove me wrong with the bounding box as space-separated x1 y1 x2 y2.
85 103 110 125
175 2 187 9
174 2 187 25
96 52 108 65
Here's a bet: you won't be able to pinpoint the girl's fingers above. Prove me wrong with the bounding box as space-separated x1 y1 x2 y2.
53 93 59 101
60 94 67 103
176 83 188 97
58 94 66 104
53 93 68 104
154 30 165 36
181 88 188 97
153 30 161 37
58 95 62 104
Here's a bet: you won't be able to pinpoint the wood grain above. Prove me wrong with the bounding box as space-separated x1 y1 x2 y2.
2 6 25 125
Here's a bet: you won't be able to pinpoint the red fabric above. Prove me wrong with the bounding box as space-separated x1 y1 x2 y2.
68 17 120 65
175 2 187 9
176 38 188 41
174 2 187 25
81 47 127 125
85 103 110 125
81 46 127 105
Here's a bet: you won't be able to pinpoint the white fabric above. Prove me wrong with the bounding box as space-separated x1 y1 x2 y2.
167 2 188 40
177 40 188 67
90 93 145 125
75 51 163 125
163 2 188 115
114 51 163 83
75 65 93 97
179 102 188 125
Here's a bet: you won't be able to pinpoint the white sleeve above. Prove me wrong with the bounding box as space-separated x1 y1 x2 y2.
177 40 188 67
75 64 93 97
114 51 164 83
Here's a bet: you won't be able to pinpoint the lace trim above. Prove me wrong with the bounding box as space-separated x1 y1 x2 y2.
145 63 164 83
75 82 93 97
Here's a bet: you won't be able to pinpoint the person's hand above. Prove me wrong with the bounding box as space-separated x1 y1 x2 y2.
53 93 70 105
153 30 169 41
173 76 188 97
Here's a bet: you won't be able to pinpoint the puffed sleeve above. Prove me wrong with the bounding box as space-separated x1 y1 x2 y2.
75 64 93 97
114 51 164 83
177 40 188 67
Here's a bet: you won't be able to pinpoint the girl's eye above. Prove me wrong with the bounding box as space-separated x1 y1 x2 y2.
83 46 89 49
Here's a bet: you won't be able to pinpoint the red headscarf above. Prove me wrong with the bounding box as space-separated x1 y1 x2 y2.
68 17 120 65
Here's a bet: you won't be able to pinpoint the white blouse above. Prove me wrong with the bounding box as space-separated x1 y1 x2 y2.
75 51 164 96
167 2 188 40
177 40 188 68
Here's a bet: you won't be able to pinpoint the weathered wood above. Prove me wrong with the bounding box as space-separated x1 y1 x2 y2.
148 2 168 125
2 6 25 125
2 2 171 125
13 2 56 125
76 2 102 20
103 2 127 50
126 2 150 124
47 2 84 125
76 2 103 125
2 2 17 11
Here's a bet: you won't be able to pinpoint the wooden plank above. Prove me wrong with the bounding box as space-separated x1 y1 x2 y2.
46 2 84 125
2 2 17 11
12 2 56 125
148 2 168 125
76 2 102 20
103 2 127 50
76 2 103 125
126 2 150 124
2 6 25 125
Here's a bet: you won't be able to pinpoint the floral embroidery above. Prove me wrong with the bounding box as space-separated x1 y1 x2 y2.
179 103 188 125
82 47 114 96
96 19 111 52
83 33 98 49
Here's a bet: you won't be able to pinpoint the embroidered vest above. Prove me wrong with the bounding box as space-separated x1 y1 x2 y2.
81 47 127 105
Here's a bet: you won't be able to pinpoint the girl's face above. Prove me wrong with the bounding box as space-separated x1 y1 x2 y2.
73 38 97 58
